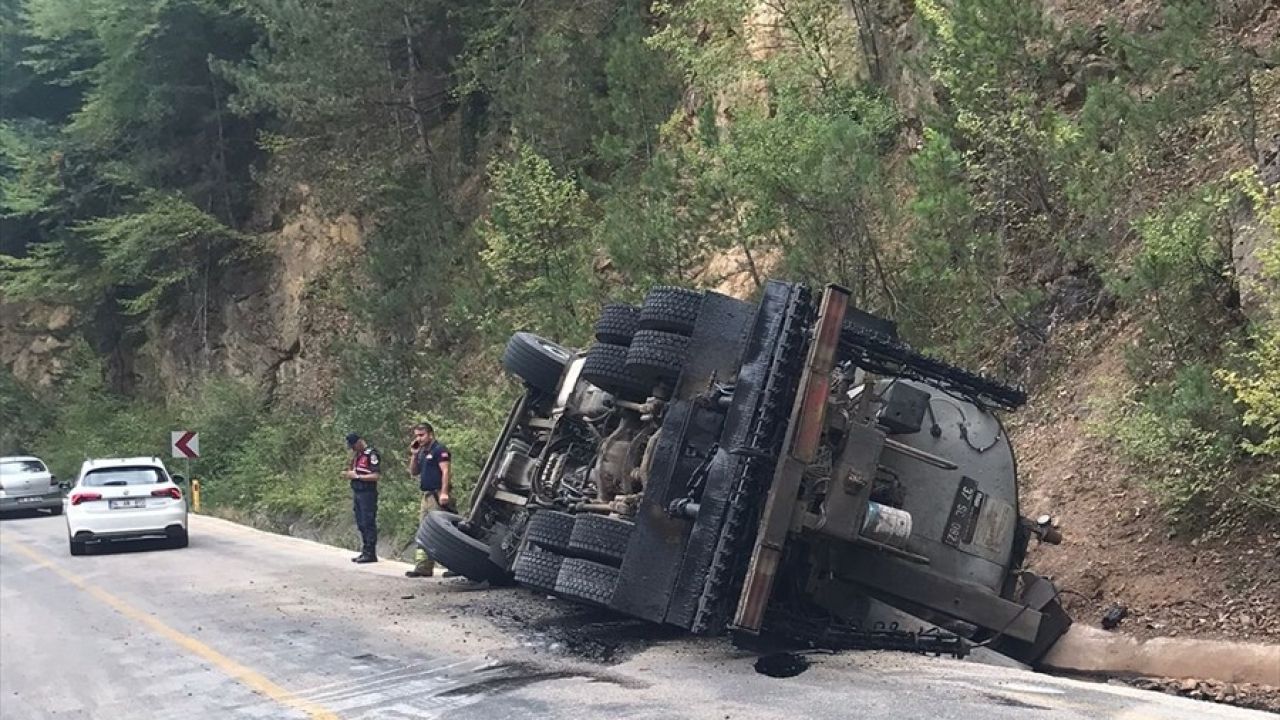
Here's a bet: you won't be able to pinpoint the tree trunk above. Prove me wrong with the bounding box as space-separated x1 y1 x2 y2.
402 11 433 162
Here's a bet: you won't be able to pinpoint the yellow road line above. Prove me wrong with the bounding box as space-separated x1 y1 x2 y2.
2 535 340 720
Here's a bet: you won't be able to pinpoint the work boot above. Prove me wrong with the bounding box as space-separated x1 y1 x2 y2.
405 563 434 578
354 553 377 564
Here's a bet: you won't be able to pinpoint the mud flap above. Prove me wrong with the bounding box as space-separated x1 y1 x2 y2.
993 573 1073 665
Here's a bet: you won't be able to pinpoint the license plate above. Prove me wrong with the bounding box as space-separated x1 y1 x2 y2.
110 499 146 509
17 496 42 504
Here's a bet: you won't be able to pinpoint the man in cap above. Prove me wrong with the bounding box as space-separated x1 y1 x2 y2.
344 432 382 563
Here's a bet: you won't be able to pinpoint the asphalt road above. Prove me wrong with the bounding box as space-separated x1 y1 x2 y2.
0 511 1271 720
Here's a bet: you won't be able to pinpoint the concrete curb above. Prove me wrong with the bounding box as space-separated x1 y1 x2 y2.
1040 626 1280 687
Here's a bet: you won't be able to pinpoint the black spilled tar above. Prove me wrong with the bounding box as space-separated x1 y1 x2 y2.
754 652 811 678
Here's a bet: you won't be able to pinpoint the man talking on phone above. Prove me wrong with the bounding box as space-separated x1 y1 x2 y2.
405 422 452 578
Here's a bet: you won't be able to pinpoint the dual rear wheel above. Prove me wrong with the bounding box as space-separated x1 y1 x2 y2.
582 287 703 399
513 511 636 607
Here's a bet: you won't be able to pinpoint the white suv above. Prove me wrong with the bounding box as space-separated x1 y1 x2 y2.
65 457 189 556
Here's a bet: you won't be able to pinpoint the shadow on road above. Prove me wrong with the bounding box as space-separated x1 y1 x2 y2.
80 537 185 556
0 508 62 521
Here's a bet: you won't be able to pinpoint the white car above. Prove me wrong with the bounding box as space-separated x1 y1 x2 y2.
66 457 189 555
0 455 64 514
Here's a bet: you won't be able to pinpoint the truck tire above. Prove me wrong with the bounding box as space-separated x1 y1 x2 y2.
553 557 620 608
567 514 634 566
502 332 572 394
512 545 564 592
594 304 641 346
524 510 575 554
626 330 689 383
581 343 651 400
417 511 510 584
638 286 702 335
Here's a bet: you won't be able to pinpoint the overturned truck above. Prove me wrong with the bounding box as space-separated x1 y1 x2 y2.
420 281 1070 663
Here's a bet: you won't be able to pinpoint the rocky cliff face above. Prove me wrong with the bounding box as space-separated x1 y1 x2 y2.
2 190 364 412
135 192 365 410
0 301 77 389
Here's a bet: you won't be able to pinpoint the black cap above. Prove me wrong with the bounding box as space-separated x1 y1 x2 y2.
345 432 361 448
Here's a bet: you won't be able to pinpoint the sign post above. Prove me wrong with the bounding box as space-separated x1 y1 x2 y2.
171 430 200 511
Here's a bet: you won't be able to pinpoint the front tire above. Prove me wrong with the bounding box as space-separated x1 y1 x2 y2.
69 539 86 556
418 511 511 584
502 332 572 394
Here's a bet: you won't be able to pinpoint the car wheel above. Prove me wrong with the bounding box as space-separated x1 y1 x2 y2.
501 332 572 394
512 545 564 593
626 330 690 383
553 557 620 608
581 343 651 400
48 504 63 516
417 511 511 584
567 514 634 566
170 530 189 549
594 303 641 346
523 510 576 554
638 286 702 335
69 539 86 556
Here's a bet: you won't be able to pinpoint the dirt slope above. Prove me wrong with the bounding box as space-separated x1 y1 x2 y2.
1011 319 1280 644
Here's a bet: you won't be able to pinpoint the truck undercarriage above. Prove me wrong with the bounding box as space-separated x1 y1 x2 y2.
419 281 1070 664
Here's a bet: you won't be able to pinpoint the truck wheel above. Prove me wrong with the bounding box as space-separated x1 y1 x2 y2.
567 514 634 566
581 343 651 400
638 286 702 335
513 545 564 592
626 330 689 383
417 511 511 584
524 510 575 554
502 332 572 394
554 557 620 608
594 304 641 346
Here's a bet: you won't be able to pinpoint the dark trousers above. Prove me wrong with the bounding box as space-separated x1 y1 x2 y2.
352 488 378 555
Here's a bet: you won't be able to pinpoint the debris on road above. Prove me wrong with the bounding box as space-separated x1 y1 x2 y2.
754 652 811 678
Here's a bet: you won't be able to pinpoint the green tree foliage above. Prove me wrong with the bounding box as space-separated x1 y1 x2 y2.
478 144 595 340
1216 171 1280 512
1 0 264 340
223 0 454 204
1109 186 1239 363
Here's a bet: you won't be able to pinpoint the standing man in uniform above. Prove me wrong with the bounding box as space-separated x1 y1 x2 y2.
344 432 381 564
405 422 452 578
